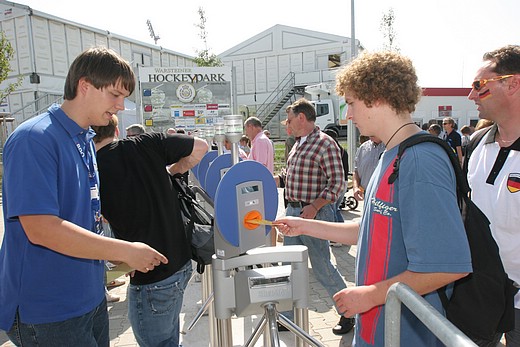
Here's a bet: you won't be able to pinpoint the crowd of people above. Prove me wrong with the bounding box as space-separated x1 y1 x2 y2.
0 43 519 347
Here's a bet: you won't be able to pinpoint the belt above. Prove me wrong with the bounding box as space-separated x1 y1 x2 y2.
287 201 310 208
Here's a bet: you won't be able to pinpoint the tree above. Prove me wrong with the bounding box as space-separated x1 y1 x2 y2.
379 8 400 52
0 30 22 103
193 7 223 67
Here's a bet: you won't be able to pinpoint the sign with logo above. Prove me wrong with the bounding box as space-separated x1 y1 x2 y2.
138 66 232 132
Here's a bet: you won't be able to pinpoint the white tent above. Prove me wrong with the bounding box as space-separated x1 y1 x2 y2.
117 99 138 136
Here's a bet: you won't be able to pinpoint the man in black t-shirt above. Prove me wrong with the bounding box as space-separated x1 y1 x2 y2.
442 117 463 165
93 116 208 347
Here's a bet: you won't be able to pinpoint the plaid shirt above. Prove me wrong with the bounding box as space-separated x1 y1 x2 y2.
285 127 345 203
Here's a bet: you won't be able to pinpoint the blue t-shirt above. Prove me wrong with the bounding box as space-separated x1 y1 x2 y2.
355 136 472 347
0 104 104 330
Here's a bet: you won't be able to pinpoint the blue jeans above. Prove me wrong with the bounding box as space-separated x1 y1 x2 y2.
128 261 192 347
7 298 108 347
334 187 347 223
283 204 347 319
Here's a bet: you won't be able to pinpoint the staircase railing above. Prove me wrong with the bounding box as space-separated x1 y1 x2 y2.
0 93 63 156
11 93 63 125
257 72 297 127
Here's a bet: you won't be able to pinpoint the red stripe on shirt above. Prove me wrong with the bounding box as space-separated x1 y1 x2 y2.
360 157 396 344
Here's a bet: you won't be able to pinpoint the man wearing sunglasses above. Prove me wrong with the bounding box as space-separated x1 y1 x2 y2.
442 117 463 165
468 45 520 347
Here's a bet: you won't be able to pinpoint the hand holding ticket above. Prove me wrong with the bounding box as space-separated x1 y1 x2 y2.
245 219 282 226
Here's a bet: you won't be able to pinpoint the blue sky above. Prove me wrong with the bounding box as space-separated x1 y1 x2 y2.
13 0 520 88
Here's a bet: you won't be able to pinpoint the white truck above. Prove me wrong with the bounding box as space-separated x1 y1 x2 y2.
305 82 348 138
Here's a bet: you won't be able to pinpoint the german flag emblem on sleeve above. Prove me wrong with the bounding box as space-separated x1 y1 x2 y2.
507 173 520 193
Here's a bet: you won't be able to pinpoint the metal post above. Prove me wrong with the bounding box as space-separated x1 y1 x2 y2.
202 269 210 309
385 283 477 347
205 125 215 149
346 0 358 171
294 307 310 347
214 123 225 155
215 318 233 347
224 115 243 165
385 284 403 346
264 303 281 347
203 266 218 346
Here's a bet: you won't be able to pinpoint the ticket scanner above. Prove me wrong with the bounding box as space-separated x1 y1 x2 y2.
213 160 277 259
187 115 322 346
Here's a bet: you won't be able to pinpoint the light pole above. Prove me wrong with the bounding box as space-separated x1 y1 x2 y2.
347 0 358 172
351 0 357 60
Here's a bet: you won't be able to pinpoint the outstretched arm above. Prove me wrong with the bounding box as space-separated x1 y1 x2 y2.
275 216 359 245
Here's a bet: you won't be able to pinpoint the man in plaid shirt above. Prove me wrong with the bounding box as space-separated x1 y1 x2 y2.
280 98 353 335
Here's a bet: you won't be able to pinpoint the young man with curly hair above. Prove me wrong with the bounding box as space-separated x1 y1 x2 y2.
276 51 471 346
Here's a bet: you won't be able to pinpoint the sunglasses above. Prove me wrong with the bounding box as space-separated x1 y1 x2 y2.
472 75 514 92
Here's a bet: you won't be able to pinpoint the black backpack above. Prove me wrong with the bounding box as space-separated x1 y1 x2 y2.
388 132 518 341
171 174 215 274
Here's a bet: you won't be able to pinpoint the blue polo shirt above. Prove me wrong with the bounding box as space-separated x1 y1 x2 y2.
0 104 104 331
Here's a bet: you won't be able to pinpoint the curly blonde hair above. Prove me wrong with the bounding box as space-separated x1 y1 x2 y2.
335 51 422 114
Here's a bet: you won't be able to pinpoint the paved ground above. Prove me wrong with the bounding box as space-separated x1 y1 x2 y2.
0 189 361 347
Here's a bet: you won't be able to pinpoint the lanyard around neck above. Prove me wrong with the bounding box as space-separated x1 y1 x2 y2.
73 134 102 235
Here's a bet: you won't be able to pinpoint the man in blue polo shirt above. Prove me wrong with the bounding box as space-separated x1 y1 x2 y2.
0 47 167 346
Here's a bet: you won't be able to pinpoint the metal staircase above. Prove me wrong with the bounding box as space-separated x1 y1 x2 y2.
256 72 304 127
0 93 62 154
11 92 63 126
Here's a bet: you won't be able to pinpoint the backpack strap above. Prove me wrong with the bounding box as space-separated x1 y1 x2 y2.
387 133 471 198
172 174 212 218
386 133 470 310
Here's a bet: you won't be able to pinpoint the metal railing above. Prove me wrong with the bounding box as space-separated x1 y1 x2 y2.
256 72 297 127
11 93 63 125
385 282 476 347
0 93 63 156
